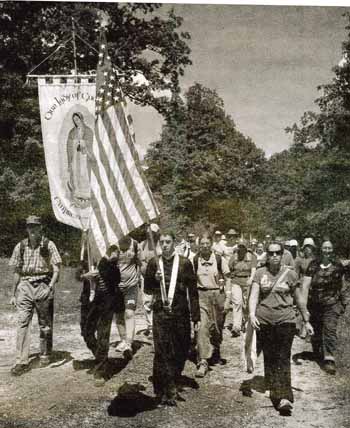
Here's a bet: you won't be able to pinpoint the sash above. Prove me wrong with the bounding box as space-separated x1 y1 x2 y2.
158 253 180 308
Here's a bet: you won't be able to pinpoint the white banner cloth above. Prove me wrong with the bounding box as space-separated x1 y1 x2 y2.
38 79 95 229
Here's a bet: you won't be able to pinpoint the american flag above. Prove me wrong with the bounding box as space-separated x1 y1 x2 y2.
89 29 159 259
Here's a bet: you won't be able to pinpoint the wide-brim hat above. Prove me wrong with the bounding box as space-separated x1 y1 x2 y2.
227 229 238 236
26 215 42 225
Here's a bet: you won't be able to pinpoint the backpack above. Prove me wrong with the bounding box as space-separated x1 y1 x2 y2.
19 237 53 276
193 253 223 279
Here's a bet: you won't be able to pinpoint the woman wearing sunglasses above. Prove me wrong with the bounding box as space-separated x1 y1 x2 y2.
302 239 349 375
248 242 313 416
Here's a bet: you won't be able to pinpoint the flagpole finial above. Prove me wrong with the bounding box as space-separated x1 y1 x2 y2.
96 10 111 29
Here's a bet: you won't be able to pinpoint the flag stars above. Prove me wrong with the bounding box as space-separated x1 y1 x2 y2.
101 44 106 50
99 52 103 58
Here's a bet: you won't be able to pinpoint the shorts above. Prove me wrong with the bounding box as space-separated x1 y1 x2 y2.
115 283 138 312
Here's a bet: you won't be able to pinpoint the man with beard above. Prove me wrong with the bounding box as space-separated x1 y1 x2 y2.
144 230 200 406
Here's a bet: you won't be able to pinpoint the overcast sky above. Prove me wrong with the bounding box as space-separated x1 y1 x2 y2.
130 4 349 158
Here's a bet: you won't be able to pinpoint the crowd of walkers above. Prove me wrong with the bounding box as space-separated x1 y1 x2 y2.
8 216 350 417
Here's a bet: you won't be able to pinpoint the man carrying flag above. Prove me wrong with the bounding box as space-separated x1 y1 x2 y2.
144 230 200 406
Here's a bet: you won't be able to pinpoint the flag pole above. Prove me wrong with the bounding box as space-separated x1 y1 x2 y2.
71 17 78 77
147 227 169 307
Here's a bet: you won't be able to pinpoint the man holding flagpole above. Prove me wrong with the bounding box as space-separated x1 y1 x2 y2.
144 230 200 406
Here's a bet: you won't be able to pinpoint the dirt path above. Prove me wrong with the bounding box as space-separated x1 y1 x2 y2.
0 264 350 428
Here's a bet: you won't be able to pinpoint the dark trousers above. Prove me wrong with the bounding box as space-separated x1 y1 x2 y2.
152 309 191 399
258 323 296 407
308 301 342 362
81 294 115 363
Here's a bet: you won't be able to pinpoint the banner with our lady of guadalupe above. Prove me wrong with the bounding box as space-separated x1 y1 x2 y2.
38 77 95 230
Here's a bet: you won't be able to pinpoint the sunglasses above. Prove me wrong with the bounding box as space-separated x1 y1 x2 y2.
267 250 283 256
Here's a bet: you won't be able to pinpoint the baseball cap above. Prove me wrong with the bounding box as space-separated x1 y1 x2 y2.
188 233 195 238
227 229 238 236
302 237 316 248
214 230 222 235
289 239 298 247
251 238 258 244
26 215 42 225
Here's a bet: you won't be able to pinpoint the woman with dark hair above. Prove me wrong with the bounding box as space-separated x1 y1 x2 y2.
248 242 313 415
302 239 350 374
67 112 94 200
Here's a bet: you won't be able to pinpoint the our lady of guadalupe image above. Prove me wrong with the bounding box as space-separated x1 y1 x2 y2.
66 111 94 205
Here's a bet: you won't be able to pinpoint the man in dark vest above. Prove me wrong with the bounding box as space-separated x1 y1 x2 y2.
144 230 200 406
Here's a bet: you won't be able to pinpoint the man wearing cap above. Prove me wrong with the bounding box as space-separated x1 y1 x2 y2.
139 223 162 337
289 240 299 260
229 238 257 337
295 238 317 278
9 215 62 376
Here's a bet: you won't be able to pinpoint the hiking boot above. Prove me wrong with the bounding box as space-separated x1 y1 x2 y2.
143 328 153 338
323 361 336 375
123 343 133 361
277 399 293 415
195 361 208 378
10 364 30 377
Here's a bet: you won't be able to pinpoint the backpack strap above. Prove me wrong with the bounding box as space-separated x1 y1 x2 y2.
193 253 199 274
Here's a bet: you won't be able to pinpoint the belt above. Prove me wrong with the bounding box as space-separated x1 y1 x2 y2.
198 287 220 291
22 276 51 286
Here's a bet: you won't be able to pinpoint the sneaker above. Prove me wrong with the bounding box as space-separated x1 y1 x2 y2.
10 364 30 376
323 361 336 375
123 343 133 360
278 399 293 415
195 361 208 378
116 340 127 352
39 356 50 368
93 369 106 387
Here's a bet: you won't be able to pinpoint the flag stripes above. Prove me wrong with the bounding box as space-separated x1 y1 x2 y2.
89 29 159 259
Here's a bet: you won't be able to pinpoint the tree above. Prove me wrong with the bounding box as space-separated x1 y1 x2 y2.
146 83 266 232
0 2 192 256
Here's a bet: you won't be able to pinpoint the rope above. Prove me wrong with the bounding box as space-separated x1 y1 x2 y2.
75 33 99 54
27 36 73 76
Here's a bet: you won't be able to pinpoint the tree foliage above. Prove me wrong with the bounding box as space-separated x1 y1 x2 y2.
0 2 192 256
145 83 266 233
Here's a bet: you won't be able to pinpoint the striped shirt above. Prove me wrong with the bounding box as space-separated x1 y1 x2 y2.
9 238 62 279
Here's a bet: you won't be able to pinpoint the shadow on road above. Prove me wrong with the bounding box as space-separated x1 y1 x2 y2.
240 375 266 397
108 382 158 417
28 350 73 371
